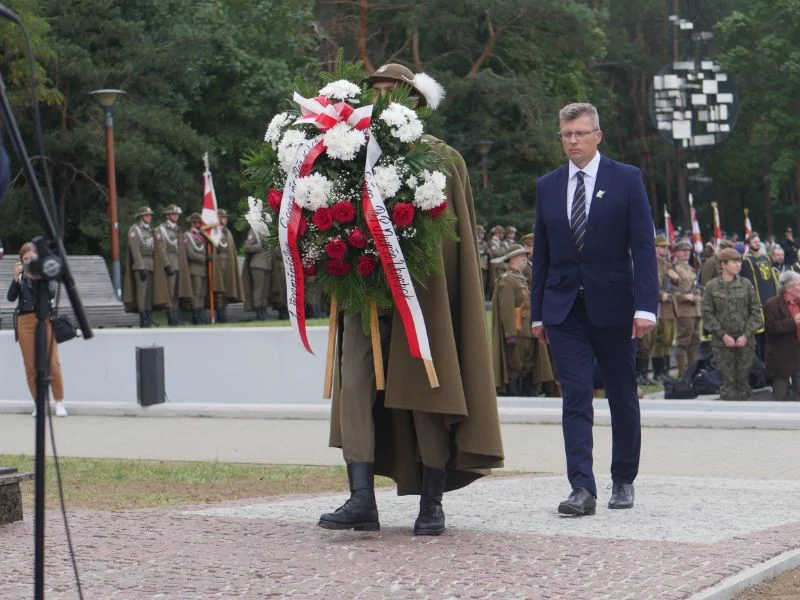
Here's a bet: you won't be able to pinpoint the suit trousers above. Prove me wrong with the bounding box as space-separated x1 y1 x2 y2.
135 270 154 312
16 313 65 401
339 312 449 468
546 294 641 496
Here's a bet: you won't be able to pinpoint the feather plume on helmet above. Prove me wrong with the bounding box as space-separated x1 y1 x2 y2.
367 63 446 109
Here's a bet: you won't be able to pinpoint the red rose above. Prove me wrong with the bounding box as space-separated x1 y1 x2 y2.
392 202 415 227
331 201 356 223
303 262 317 276
325 238 348 260
348 227 368 249
267 189 282 212
428 201 448 217
311 207 334 231
295 216 308 238
356 255 377 277
326 259 351 277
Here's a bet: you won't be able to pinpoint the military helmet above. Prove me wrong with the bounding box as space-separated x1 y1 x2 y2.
163 204 182 215
135 206 154 218
218 209 228 218
505 226 517 233
491 225 505 234
520 233 534 244
655 234 669 247
187 213 203 224
504 244 527 261
673 240 692 251
718 248 742 263
476 224 485 232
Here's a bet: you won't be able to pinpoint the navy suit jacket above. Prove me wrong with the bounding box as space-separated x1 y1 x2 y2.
531 155 658 328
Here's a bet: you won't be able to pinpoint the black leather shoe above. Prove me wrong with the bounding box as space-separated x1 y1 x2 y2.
414 467 446 536
608 482 634 509
558 487 596 516
318 463 380 531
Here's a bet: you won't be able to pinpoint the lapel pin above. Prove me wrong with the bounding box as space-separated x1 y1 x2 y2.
596 190 606 198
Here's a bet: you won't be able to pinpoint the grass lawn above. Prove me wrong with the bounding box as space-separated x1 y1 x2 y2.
0 454 525 511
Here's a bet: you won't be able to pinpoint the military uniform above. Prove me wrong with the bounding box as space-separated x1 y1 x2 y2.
270 253 289 319
476 226 490 299
702 274 762 400
519 233 534 282
503 226 517 250
672 257 702 376
122 206 157 327
242 228 273 320
212 210 244 323
154 205 192 325
487 226 507 295
740 252 778 359
652 255 677 379
184 213 211 324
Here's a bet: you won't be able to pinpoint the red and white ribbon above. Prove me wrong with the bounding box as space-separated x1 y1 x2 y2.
279 134 326 354
293 93 373 132
362 134 433 363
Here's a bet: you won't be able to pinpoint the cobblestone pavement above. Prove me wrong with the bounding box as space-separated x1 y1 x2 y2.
4 475 800 599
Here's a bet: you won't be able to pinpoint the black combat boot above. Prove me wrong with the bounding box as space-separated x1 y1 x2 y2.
318 463 379 531
414 467 446 536
139 312 149 328
147 311 159 327
651 357 663 381
216 305 228 323
191 310 202 325
166 309 177 325
172 307 186 326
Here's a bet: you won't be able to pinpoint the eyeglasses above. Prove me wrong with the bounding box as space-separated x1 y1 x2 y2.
557 129 598 141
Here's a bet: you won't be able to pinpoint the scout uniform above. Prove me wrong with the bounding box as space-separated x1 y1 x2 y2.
184 213 211 324
122 206 157 327
672 240 702 376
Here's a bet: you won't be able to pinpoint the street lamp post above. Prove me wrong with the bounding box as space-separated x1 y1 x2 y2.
475 140 494 189
89 89 126 300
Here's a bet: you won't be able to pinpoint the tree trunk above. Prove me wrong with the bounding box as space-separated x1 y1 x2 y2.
357 0 375 74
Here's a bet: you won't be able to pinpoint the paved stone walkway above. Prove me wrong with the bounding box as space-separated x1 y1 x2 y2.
4 475 800 599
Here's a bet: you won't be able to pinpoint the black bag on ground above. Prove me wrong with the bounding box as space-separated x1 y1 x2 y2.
663 376 698 399
692 366 721 394
749 355 767 390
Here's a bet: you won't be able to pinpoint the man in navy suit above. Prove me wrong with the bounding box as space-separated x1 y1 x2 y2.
531 103 658 516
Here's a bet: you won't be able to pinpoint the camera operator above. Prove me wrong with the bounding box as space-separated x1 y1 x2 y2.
7 242 67 416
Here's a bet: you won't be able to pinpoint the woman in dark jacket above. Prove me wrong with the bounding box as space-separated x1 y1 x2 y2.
764 271 800 401
7 242 67 416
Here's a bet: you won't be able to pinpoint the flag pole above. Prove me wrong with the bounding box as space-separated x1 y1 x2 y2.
203 152 216 324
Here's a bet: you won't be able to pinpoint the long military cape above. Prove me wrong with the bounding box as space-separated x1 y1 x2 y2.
329 138 505 495
212 228 244 303
153 223 193 308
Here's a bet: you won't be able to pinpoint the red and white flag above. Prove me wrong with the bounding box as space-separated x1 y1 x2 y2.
744 208 752 239
689 194 703 254
712 202 723 245
664 206 675 244
201 154 222 247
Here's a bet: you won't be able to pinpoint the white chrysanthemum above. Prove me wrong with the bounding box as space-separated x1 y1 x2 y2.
413 170 447 210
373 165 402 199
264 112 295 147
319 80 361 101
294 173 332 211
245 196 271 242
277 130 308 174
323 122 366 161
406 174 419 189
379 103 423 143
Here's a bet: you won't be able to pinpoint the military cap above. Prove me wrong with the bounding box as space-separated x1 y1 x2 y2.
673 240 692 251
491 225 505 234
135 206 154 218
505 226 517 233
218 209 228 218
163 204 182 215
187 213 203 224
366 63 444 109
718 239 735 250
476 224 485 232
655 234 669 247
718 248 742 263
520 233 534 244
504 244 527 261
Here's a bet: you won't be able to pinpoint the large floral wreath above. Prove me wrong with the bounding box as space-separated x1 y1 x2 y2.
241 61 456 357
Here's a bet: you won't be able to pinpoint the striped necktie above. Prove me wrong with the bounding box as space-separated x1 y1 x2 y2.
571 171 587 253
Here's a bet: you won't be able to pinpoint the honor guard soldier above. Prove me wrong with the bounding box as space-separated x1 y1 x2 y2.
185 213 211 324
154 204 192 325
123 206 159 327
270 253 289 319
671 240 702 376
488 225 507 295
212 209 244 322
242 227 273 320
504 225 517 249
651 235 677 380
519 233 534 281
740 232 779 359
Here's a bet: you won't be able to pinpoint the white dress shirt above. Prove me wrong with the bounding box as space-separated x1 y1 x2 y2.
531 151 655 328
